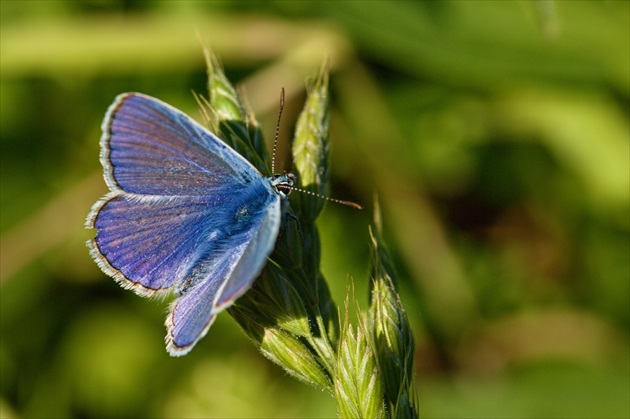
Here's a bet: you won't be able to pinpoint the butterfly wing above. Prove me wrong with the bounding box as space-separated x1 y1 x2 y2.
87 93 269 295
99 92 260 196
165 190 281 356
87 194 233 295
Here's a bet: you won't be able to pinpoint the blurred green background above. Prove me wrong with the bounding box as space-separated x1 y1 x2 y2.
1 1 628 418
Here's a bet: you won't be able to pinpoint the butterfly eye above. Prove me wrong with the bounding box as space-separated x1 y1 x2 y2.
271 174 294 197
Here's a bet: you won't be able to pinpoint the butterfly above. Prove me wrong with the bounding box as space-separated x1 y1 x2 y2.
86 92 297 356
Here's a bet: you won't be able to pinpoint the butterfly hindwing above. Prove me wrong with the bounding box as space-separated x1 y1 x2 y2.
87 193 236 295
166 189 282 356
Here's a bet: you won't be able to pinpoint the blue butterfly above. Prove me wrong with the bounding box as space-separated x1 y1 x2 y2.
86 93 295 356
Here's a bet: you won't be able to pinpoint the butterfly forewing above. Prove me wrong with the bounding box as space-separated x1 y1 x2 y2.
101 93 261 196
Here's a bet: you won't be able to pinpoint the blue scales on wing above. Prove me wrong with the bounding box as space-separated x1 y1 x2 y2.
86 93 283 355
165 183 281 355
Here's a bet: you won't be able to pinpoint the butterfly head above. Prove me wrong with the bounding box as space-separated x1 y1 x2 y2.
270 173 296 198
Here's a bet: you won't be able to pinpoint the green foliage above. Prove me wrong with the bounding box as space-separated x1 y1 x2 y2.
1 1 628 418
209 53 417 415
369 204 417 418
335 304 385 419
292 66 331 221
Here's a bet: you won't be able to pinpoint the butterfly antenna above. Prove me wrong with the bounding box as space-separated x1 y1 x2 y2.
288 185 363 209
271 88 285 174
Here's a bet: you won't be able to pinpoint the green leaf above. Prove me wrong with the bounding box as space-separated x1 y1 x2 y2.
230 303 332 391
335 296 386 419
203 48 268 173
369 199 418 418
292 67 330 222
